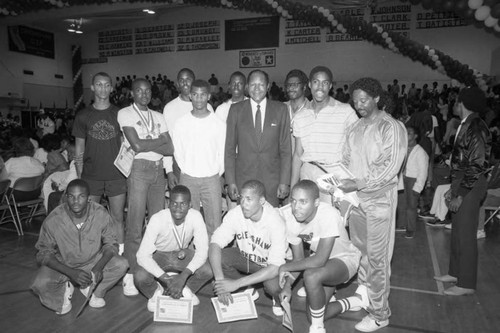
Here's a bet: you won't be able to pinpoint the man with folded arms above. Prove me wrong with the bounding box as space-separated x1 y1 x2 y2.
135 185 213 311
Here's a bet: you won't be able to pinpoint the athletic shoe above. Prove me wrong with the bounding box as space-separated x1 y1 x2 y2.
355 315 389 332
443 286 475 296
296 287 336 302
419 213 435 220
89 295 106 308
182 286 200 306
426 219 447 227
477 230 486 239
309 325 326 333
272 298 284 316
56 281 74 315
123 273 139 296
245 287 260 301
147 284 165 312
433 274 457 283
351 284 369 312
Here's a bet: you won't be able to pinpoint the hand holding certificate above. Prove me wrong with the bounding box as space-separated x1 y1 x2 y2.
317 163 360 207
154 296 193 324
211 292 258 323
282 298 294 332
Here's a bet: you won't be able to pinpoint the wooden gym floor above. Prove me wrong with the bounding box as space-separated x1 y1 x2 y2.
0 215 499 333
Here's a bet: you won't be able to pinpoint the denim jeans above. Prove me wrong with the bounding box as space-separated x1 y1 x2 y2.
220 247 280 299
134 249 213 298
31 255 128 313
124 159 166 273
396 176 419 232
179 173 221 238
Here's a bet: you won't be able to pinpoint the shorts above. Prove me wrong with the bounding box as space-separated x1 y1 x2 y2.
333 251 361 283
85 178 127 197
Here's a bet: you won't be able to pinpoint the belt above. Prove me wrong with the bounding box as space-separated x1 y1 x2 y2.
307 161 329 173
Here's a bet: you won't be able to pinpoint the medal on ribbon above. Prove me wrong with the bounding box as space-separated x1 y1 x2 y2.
172 223 186 260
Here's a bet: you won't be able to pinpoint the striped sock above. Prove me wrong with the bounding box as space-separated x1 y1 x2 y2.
338 295 363 313
310 306 325 328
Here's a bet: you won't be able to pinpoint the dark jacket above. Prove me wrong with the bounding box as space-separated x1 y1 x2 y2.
450 112 491 198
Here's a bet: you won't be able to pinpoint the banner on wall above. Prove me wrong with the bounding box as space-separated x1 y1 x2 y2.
226 16 279 50
8 25 55 59
239 49 276 68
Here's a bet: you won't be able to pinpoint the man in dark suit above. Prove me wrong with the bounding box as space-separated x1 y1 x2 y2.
225 70 292 207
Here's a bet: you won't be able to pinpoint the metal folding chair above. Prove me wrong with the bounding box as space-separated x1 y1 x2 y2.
9 175 45 236
0 179 22 235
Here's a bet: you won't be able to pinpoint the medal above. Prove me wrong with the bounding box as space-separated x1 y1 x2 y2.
132 103 154 139
172 222 186 260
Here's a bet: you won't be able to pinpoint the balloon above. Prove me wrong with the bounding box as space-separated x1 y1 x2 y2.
455 0 469 13
468 0 483 10
475 6 491 20
432 54 439 61
428 49 435 56
485 16 499 27
409 0 420 5
491 4 500 18
443 0 454 11
433 0 444 11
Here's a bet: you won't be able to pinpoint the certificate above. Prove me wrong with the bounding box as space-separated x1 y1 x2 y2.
317 163 360 207
153 296 193 324
113 141 135 177
211 292 258 323
282 299 293 332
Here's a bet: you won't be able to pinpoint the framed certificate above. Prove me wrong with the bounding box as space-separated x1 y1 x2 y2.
211 292 258 323
282 300 294 332
153 296 193 324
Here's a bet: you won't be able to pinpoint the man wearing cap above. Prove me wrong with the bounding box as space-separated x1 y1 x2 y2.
291 66 358 203
434 87 491 296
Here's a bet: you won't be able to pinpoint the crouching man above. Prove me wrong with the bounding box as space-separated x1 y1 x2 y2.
134 185 213 311
209 180 288 315
31 179 128 315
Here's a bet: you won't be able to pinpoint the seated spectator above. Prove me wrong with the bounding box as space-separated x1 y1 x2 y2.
31 179 128 315
5 137 45 189
43 134 69 176
135 185 212 312
42 143 77 213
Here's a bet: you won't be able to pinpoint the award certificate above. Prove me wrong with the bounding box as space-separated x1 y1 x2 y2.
282 299 294 332
211 292 258 323
153 296 193 324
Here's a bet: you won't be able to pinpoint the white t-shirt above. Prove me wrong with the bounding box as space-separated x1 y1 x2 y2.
215 97 248 123
117 104 168 161
5 156 45 186
171 112 226 177
211 202 287 267
280 202 360 259
163 96 214 172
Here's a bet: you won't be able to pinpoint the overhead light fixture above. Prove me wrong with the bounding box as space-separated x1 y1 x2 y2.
143 8 155 14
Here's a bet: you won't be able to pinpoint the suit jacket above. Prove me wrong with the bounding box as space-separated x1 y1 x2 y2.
225 99 292 206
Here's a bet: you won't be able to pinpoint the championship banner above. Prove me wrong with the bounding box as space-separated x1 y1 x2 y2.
239 49 276 68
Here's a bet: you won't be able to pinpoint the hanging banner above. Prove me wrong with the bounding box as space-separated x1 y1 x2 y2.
239 49 276 68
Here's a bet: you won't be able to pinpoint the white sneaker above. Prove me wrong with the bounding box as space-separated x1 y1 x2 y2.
123 273 139 296
245 287 260 301
355 315 389 332
56 281 74 315
272 298 284 316
118 243 124 256
477 230 486 239
89 294 106 308
297 286 336 302
309 325 326 333
351 284 369 312
147 284 165 312
181 286 200 306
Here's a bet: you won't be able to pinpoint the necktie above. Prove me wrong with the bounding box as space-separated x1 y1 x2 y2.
255 104 262 141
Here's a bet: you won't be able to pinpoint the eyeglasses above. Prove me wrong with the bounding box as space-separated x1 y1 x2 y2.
286 82 303 88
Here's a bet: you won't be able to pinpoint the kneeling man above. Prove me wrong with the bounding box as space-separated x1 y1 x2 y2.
31 179 128 315
135 185 213 311
278 180 365 333
209 180 287 311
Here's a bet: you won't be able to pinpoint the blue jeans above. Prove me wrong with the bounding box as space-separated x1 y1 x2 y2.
124 159 166 273
134 249 213 298
180 173 221 238
31 255 128 313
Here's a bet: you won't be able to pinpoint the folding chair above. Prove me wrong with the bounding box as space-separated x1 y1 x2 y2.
9 175 45 236
0 179 22 235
